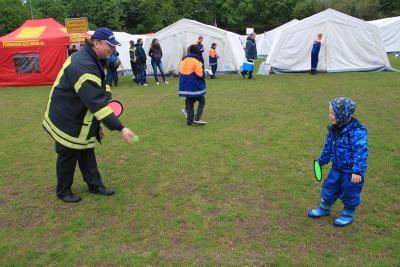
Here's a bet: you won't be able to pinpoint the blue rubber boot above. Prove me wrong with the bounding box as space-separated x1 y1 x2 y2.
308 200 331 218
333 208 355 227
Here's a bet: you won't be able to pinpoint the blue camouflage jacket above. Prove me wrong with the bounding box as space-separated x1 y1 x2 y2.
319 118 368 176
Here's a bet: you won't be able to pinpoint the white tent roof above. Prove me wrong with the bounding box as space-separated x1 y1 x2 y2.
256 19 299 57
143 18 245 74
369 16 400 52
89 31 151 72
240 35 248 48
261 9 390 74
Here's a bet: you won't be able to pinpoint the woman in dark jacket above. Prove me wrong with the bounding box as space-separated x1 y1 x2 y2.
149 38 169 85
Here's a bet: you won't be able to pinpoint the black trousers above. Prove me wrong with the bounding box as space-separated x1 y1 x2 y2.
186 96 205 124
211 64 217 76
55 142 103 197
130 61 138 82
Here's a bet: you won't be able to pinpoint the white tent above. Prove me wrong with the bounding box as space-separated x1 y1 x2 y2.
260 9 390 74
240 35 248 48
369 16 400 53
89 31 151 73
256 19 299 57
143 18 245 74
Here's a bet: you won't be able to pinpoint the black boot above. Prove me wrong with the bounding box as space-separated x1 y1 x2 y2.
58 193 81 203
89 186 115 196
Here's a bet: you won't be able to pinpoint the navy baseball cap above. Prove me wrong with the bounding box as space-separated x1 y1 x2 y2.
92 27 121 46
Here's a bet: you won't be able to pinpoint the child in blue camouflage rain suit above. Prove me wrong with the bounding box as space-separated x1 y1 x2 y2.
308 97 368 227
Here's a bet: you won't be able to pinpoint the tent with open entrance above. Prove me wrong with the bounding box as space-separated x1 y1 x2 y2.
259 9 390 74
0 18 90 87
369 16 400 53
143 18 245 75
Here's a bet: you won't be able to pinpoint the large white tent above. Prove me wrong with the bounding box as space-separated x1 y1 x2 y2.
260 9 390 74
89 31 151 73
256 19 299 57
369 16 400 53
143 18 245 75
240 35 248 48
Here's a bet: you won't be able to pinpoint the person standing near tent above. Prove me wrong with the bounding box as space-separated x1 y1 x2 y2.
42 27 137 203
195 36 205 66
106 50 120 87
135 38 148 86
241 32 257 79
129 40 138 84
148 38 169 85
209 43 219 79
311 33 323 75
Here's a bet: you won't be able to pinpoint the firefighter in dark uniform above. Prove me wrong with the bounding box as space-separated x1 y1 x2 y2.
311 33 323 75
43 27 136 203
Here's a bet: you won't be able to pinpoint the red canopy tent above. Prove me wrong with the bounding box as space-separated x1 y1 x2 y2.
0 18 90 87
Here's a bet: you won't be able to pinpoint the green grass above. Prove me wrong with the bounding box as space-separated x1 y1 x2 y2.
0 55 399 266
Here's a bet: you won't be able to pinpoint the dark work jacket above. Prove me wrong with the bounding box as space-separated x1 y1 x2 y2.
135 43 146 64
43 42 123 150
245 36 257 60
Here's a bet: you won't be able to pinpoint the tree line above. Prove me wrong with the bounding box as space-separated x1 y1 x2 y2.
1 0 399 36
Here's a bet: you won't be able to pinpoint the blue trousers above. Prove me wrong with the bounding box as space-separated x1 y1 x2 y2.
210 64 217 76
151 59 166 82
137 63 146 85
321 168 364 209
106 68 118 86
311 52 319 73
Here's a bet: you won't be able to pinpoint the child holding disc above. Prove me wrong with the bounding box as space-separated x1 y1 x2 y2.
308 97 368 227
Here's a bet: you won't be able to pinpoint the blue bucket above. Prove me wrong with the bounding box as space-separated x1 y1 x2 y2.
242 61 254 71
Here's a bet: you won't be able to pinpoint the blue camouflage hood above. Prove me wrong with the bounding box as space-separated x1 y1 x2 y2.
330 97 357 126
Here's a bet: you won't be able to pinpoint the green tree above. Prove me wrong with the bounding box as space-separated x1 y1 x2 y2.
0 0 31 36
31 0 67 24
292 0 326 19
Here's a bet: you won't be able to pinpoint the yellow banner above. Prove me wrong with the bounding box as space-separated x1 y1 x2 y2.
69 36 89 43
65 18 88 34
15 26 47 39
3 40 45 47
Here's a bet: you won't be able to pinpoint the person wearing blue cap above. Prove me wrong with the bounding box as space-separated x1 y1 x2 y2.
308 97 368 227
43 27 137 203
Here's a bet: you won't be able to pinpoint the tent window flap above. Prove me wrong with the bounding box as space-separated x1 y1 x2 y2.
13 53 41 73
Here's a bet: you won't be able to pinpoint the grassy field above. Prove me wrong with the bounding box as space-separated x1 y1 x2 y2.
0 56 399 266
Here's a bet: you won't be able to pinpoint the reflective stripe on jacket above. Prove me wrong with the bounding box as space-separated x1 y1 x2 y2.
178 54 206 97
43 42 123 149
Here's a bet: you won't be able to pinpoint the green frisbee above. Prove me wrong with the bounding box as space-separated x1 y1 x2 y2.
131 136 139 143
314 160 322 182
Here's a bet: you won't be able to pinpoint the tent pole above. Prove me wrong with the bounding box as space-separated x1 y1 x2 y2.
29 0 34 19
